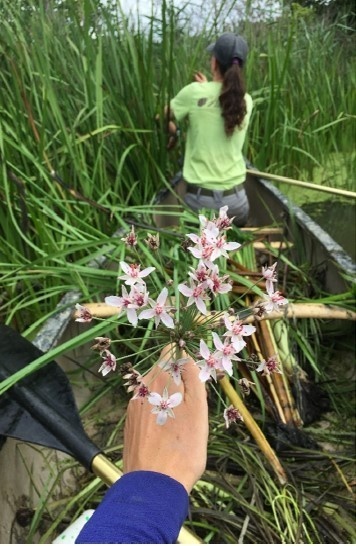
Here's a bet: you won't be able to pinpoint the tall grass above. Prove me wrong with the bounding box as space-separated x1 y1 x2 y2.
0 0 354 328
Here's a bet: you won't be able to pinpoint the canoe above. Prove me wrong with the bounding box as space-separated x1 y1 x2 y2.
0 170 355 544
153 168 356 295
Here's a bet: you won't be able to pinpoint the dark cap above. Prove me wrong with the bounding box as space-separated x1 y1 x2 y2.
207 32 248 66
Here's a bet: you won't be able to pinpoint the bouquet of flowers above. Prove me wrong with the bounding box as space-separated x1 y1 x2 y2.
76 206 288 429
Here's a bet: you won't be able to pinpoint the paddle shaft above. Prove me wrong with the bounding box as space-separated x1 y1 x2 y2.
247 168 356 199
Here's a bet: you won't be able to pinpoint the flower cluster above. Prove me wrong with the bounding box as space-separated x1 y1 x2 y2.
76 206 288 426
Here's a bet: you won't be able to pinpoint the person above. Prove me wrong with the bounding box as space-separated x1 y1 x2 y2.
167 32 253 227
75 348 209 544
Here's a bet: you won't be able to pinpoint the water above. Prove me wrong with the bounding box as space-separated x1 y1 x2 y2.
302 200 356 261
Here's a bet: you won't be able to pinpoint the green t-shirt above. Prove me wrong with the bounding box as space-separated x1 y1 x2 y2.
170 81 253 190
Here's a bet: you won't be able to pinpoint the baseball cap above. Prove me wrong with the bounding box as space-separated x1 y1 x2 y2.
207 32 248 66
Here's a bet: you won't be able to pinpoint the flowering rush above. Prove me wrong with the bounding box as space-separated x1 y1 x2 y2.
80 206 288 425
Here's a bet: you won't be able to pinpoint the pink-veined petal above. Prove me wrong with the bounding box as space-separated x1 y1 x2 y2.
126 308 138 326
178 284 192 297
168 392 183 408
140 266 156 277
160 312 174 329
156 410 168 425
195 297 208 315
242 325 256 336
138 308 156 320
148 392 162 406
105 296 122 307
199 339 210 360
157 287 168 306
119 261 131 274
212 332 224 350
224 242 241 251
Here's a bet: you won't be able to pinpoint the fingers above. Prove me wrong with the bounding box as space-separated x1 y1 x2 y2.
181 356 206 400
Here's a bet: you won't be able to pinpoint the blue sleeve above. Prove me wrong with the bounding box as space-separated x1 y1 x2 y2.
75 471 189 544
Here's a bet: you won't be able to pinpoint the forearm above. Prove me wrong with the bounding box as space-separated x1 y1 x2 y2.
75 471 189 544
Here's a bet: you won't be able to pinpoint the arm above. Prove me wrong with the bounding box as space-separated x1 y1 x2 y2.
76 349 208 544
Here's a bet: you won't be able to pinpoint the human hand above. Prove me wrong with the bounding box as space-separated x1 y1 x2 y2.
123 345 209 493
194 71 208 83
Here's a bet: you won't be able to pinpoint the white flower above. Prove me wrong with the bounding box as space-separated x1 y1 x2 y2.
196 339 222 382
138 287 174 328
159 357 188 386
256 355 282 376
212 332 240 376
199 206 234 231
118 261 155 286
75 303 93 323
98 350 117 376
187 226 240 263
262 262 278 293
263 286 288 313
178 280 209 315
105 284 148 327
148 387 183 425
223 314 256 352
223 405 244 428
205 265 232 296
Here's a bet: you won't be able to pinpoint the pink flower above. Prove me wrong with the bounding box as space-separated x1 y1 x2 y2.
178 280 209 315
75 303 93 323
138 287 174 329
212 332 240 376
262 262 278 293
223 314 256 352
188 226 240 263
132 383 150 399
256 355 282 376
148 387 183 425
121 225 137 247
206 265 232 296
145 233 160 250
159 357 188 386
188 261 209 284
196 339 222 382
98 350 117 376
215 206 234 230
105 284 148 327
123 369 144 393
187 224 220 263
223 405 244 428
118 261 155 286
264 286 288 313
198 206 234 231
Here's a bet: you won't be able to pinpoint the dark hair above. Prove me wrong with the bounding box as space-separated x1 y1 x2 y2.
218 59 247 137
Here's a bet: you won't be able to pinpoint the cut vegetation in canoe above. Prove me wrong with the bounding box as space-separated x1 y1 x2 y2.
0 179 355 543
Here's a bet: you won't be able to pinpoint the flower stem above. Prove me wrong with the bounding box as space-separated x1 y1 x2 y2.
219 376 288 485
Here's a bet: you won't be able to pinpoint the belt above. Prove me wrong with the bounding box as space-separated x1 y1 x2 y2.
186 184 237 197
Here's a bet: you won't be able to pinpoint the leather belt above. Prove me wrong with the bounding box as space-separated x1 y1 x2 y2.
186 184 237 197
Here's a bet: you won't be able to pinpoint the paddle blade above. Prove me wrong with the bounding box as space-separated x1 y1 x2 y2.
0 325 101 469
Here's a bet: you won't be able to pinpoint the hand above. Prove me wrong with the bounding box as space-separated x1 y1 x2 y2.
167 120 179 150
123 345 209 493
194 71 208 83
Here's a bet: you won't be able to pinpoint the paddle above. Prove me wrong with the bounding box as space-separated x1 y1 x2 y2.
0 323 119 483
0 324 200 544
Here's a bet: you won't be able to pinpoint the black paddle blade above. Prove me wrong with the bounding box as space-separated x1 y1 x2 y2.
0 324 101 470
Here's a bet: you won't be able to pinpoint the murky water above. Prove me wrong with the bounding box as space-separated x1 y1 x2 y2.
302 201 356 261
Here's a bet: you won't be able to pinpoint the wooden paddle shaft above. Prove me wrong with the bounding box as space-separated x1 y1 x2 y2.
74 302 356 321
247 168 356 199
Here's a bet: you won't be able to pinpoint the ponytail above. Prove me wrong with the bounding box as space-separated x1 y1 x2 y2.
218 59 247 137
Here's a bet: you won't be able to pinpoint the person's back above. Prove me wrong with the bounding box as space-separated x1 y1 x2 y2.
171 80 252 189
169 32 253 226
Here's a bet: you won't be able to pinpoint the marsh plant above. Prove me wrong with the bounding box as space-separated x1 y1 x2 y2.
76 207 287 426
